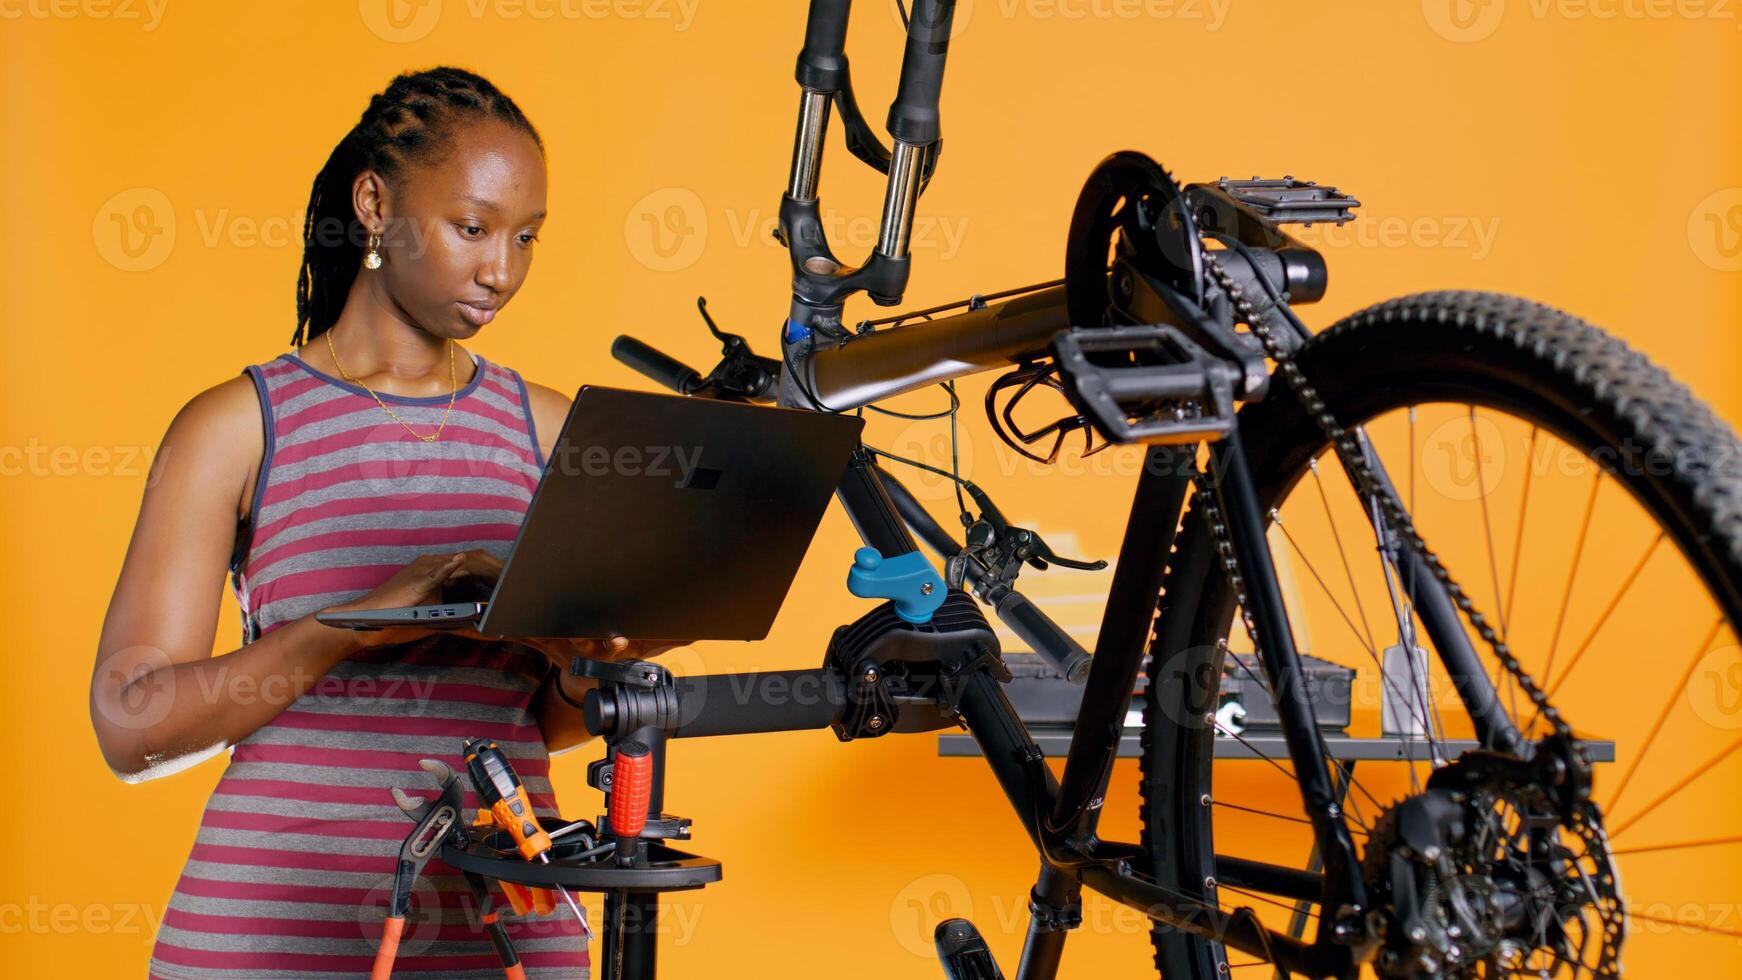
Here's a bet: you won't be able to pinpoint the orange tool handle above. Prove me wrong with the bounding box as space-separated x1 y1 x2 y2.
499 880 558 917
465 738 552 862
370 915 404 980
609 741 653 839
490 787 552 862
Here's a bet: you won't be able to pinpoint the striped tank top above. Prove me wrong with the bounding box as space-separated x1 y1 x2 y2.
146 348 589 979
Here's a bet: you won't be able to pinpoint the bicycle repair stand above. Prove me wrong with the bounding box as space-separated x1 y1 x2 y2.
385 541 1022 980
425 655 724 980
551 554 1016 980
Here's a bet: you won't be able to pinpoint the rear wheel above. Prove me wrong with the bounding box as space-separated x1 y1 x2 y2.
1138 292 1742 976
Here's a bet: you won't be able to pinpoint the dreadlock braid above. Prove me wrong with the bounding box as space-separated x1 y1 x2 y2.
292 67 543 347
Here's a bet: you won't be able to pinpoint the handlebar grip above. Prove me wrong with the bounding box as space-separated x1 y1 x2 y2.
797 0 851 90
671 671 847 738
888 0 957 145
611 335 701 394
995 590 1093 684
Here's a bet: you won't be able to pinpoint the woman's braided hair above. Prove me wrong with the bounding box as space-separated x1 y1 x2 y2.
293 67 543 347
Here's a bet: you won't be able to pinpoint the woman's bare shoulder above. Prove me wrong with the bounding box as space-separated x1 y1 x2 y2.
519 378 572 464
159 371 267 521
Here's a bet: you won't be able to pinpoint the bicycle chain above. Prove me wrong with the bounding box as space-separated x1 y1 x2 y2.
1193 251 1624 973
1199 251 1569 742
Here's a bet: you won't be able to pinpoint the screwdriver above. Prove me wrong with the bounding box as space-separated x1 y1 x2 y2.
462 737 594 940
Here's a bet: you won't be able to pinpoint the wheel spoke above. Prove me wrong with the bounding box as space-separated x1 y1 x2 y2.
1211 798 1368 837
1609 833 1742 857
1629 909 1742 942
1502 424 1540 630
1470 407 1510 640
1604 615 1724 814
1271 518 1377 659
1545 531 1666 698
1309 458 1379 654
1275 507 1446 776
1541 473 1603 689
1610 729 1742 838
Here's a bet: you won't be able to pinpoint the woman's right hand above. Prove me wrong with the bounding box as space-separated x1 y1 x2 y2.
320 550 503 649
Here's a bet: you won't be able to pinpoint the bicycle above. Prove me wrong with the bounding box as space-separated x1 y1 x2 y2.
404 2 1742 976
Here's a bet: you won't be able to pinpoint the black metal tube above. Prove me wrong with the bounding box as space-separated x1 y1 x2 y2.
601 889 660 980
796 0 852 91
1214 855 1323 905
1049 445 1193 840
836 446 923 559
994 591 1092 683
1077 864 1344 977
1400 551 1519 752
809 284 1071 409
887 0 955 144
1212 432 1367 928
955 665 1059 851
1014 863 1078 980
872 463 962 558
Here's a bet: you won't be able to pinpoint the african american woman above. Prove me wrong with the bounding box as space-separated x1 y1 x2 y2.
89 66 683 978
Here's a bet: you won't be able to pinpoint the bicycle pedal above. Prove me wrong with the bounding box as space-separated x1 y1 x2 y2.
1212 176 1359 225
934 919 1005 980
1051 325 1239 446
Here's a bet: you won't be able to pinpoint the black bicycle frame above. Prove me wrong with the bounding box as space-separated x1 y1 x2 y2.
588 0 1521 974
623 405 1347 973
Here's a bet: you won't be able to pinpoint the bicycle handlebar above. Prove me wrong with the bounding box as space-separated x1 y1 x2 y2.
611 335 701 395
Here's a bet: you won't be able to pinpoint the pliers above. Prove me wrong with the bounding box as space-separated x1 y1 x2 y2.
372 759 527 980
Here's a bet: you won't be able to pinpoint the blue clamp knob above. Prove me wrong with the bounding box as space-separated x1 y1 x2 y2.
846 547 948 624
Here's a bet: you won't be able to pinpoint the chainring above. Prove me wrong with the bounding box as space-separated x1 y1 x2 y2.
1063 150 1205 330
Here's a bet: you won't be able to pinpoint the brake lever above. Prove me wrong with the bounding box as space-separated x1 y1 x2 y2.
959 481 1108 578
691 297 782 401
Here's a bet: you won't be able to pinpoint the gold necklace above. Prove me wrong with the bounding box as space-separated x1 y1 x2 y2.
324 328 459 443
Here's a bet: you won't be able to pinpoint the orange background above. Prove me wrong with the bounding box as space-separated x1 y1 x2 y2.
5 0 1742 976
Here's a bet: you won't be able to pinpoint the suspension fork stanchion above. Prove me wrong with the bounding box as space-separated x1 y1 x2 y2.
1212 431 1369 944
788 0 849 204
1048 444 1196 845
780 0 957 343
870 0 952 276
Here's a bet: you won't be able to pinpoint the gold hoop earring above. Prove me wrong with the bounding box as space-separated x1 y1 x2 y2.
363 231 383 270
